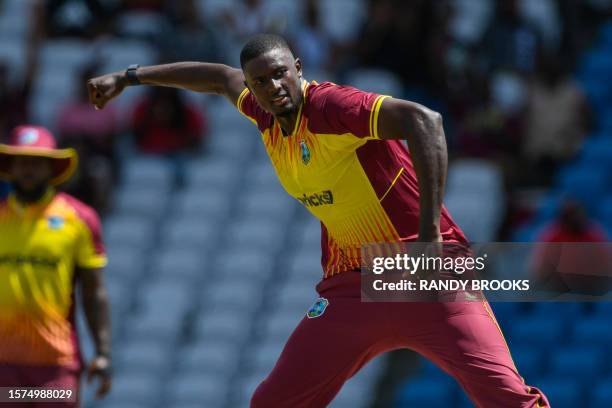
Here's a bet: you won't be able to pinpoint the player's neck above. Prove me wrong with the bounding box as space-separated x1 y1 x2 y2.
275 111 300 136
12 184 54 206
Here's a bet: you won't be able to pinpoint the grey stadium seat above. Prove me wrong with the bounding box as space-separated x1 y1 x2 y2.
214 249 275 282
164 371 229 407
122 156 174 190
114 187 168 219
226 217 286 253
345 68 404 97
102 371 161 406
186 158 240 189
151 247 208 281
115 338 173 372
176 340 240 376
104 216 155 251
194 309 252 343
172 188 232 219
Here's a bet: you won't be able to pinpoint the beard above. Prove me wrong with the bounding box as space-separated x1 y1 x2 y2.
274 103 299 118
11 181 50 203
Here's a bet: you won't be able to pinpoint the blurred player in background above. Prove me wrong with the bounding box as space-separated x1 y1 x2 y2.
88 34 549 407
0 126 112 407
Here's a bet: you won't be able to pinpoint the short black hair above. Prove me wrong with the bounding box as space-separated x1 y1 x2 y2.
240 34 294 68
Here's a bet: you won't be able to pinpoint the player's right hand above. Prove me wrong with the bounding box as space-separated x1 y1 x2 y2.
87 72 127 110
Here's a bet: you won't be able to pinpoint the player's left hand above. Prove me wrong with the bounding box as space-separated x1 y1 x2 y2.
87 355 112 399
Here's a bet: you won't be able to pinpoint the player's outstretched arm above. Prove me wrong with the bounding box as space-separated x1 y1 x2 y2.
87 62 245 109
377 98 447 242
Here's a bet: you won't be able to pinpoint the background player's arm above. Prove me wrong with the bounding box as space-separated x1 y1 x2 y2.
377 98 447 242
87 62 246 109
79 267 112 399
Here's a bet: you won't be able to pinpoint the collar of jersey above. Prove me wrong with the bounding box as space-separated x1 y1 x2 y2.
278 79 311 137
8 188 56 216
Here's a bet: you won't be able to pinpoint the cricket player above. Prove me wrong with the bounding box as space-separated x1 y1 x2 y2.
87 34 549 407
0 126 112 407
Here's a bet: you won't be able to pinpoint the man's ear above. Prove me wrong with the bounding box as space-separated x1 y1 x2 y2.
295 58 302 78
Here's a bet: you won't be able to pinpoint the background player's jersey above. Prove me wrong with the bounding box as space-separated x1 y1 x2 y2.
0 190 107 367
237 81 466 278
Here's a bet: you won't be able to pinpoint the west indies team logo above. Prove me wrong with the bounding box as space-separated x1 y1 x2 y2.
47 215 65 230
19 129 39 145
307 297 329 318
300 139 311 165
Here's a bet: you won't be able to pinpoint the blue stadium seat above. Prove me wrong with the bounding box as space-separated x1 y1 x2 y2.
511 346 545 379
579 137 612 169
556 166 609 213
488 302 521 322
598 21 612 48
508 317 565 347
394 379 454 407
529 302 585 321
591 379 612 406
417 359 454 383
532 378 581 408
593 302 612 317
577 49 612 80
511 222 548 242
534 194 564 223
576 78 611 118
572 317 612 346
548 346 607 379
598 196 612 233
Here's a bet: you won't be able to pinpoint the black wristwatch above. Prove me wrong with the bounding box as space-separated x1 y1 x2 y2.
125 64 140 86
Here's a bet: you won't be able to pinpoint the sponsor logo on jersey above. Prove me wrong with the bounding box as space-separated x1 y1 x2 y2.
297 190 333 207
0 254 60 268
307 297 329 318
19 129 39 145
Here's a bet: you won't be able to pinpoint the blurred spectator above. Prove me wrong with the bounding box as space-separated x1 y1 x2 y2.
56 65 120 215
0 181 9 200
481 0 541 74
289 0 332 73
538 200 607 243
0 61 30 139
130 87 207 187
157 0 223 63
532 200 609 295
352 0 437 87
450 69 522 159
121 0 168 11
221 0 284 40
0 24 40 139
42 0 115 38
521 52 590 186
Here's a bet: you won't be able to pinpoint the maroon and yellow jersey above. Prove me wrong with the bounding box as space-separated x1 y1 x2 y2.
237 81 467 278
0 190 106 367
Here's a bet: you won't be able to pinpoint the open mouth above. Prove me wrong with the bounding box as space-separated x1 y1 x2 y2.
271 95 289 106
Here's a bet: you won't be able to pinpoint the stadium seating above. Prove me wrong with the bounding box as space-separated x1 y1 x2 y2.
532 378 582 408
394 379 455 407
2 1 608 405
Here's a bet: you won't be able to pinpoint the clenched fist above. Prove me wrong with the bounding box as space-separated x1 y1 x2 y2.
87 72 127 110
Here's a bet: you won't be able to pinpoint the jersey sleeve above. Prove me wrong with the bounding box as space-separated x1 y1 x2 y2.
235 88 273 132
74 206 107 269
312 83 390 139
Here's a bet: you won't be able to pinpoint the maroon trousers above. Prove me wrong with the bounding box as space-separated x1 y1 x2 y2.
251 271 549 408
0 363 80 408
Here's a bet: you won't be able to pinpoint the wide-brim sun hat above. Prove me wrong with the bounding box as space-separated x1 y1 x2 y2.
0 125 78 185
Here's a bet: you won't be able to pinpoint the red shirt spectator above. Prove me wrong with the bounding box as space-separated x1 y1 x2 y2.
131 87 207 155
